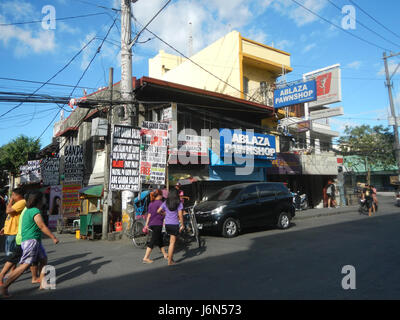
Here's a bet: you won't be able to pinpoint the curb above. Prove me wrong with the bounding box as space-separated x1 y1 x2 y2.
293 206 358 220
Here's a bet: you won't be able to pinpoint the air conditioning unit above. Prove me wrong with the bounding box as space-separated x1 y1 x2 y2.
91 118 108 137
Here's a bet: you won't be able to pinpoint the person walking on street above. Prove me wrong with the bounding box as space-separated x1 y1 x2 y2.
326 180 336 208
1 191 59 298
142 189 168 264
0 188 26 259
157 188 184 266
370 185 378 211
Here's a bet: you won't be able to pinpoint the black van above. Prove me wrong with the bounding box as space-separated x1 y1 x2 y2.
193 182 295 238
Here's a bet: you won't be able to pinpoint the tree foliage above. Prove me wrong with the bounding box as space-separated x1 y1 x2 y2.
0 135 41 176
338 125 396 177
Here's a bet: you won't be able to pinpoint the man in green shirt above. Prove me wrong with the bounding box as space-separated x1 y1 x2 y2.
1 191 59 298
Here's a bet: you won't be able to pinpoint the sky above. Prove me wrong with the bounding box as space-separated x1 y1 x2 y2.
0 0 400 149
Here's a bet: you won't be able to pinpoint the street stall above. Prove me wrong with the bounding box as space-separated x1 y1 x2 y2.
78 184 104 240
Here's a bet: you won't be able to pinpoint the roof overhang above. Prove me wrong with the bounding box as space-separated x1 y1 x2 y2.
135 76 274 115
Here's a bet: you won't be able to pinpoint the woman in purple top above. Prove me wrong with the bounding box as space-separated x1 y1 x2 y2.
157 188 184 266
142 190 168 264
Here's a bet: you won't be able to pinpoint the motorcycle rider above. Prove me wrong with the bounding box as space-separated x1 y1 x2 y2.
361 184 375 217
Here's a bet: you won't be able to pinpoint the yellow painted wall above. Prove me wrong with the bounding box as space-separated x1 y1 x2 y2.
148 30 292 103
241 38 291 70
149 50 186 79
150 31 242 98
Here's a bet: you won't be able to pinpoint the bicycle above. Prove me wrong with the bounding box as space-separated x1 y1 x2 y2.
124 191 152 249
180 205 201 248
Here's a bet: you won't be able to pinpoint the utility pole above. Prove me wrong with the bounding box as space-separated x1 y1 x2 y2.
120 0 137 234
383 51 400 181
102 67 114 240
120 0 136 126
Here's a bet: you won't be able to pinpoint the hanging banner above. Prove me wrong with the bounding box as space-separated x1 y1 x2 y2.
110 124 141 191
20 160 41 184
40 157 60 186
274 80 316 109
62 184 81 217
64 145 84 184
140 121 168 185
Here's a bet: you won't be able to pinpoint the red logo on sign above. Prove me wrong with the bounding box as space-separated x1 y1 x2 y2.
316 72 332 96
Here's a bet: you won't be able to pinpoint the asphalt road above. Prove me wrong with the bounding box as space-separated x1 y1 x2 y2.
1 194 400 300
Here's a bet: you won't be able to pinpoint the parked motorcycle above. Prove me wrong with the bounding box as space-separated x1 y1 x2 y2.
293 191 308 211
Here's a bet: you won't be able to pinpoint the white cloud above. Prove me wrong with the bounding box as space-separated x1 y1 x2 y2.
277 39 292 48
79 32 97 70
58 21 80 34
0 1 56 56
302 43 316 53
377 60 400 76
346 60 362 70
131 0 269 58
267 0 328 27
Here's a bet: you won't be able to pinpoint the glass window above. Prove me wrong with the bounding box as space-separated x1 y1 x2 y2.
241 185 258 201
257 184 276 198
243 77 249 96
208 188 242 201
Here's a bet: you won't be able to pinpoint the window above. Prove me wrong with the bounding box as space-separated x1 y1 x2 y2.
241 185 258 201
257 184 276 198
243 77 249 96
208 188 242 201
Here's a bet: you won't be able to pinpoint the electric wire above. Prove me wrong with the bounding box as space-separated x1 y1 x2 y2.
134 22 261 104
326 0 400 49
348 0 400 42
0 36 97 119
37 16 119 144
289 0 392 52
0 12 107 26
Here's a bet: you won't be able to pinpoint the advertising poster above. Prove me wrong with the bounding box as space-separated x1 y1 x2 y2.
62 184 81 217
140 121 168 185
49 185 62 229
20 160 41 184
64 145 84 184
110 125 141 191
40 157 60 186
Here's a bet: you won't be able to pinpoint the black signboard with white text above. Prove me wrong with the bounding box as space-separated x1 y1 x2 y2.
64 145 84 184
110 124 141 192
40 156 60 186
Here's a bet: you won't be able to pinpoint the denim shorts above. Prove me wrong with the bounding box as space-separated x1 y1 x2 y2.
5 235 16 256
20 239 47 265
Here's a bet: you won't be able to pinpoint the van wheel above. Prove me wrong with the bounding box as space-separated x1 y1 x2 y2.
222 218 240 238
277 212 291 230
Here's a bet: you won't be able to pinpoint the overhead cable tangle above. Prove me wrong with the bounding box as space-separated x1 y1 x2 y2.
0 36 97 119
35 15 118 143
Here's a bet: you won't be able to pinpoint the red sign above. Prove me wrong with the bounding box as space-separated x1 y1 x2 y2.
112 160 124 168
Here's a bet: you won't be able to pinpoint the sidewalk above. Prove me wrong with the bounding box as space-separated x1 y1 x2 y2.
293 192 394 221
293 205 357 220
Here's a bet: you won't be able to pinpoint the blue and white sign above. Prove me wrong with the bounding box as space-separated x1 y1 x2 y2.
274 80 317 109
219 129 276 161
